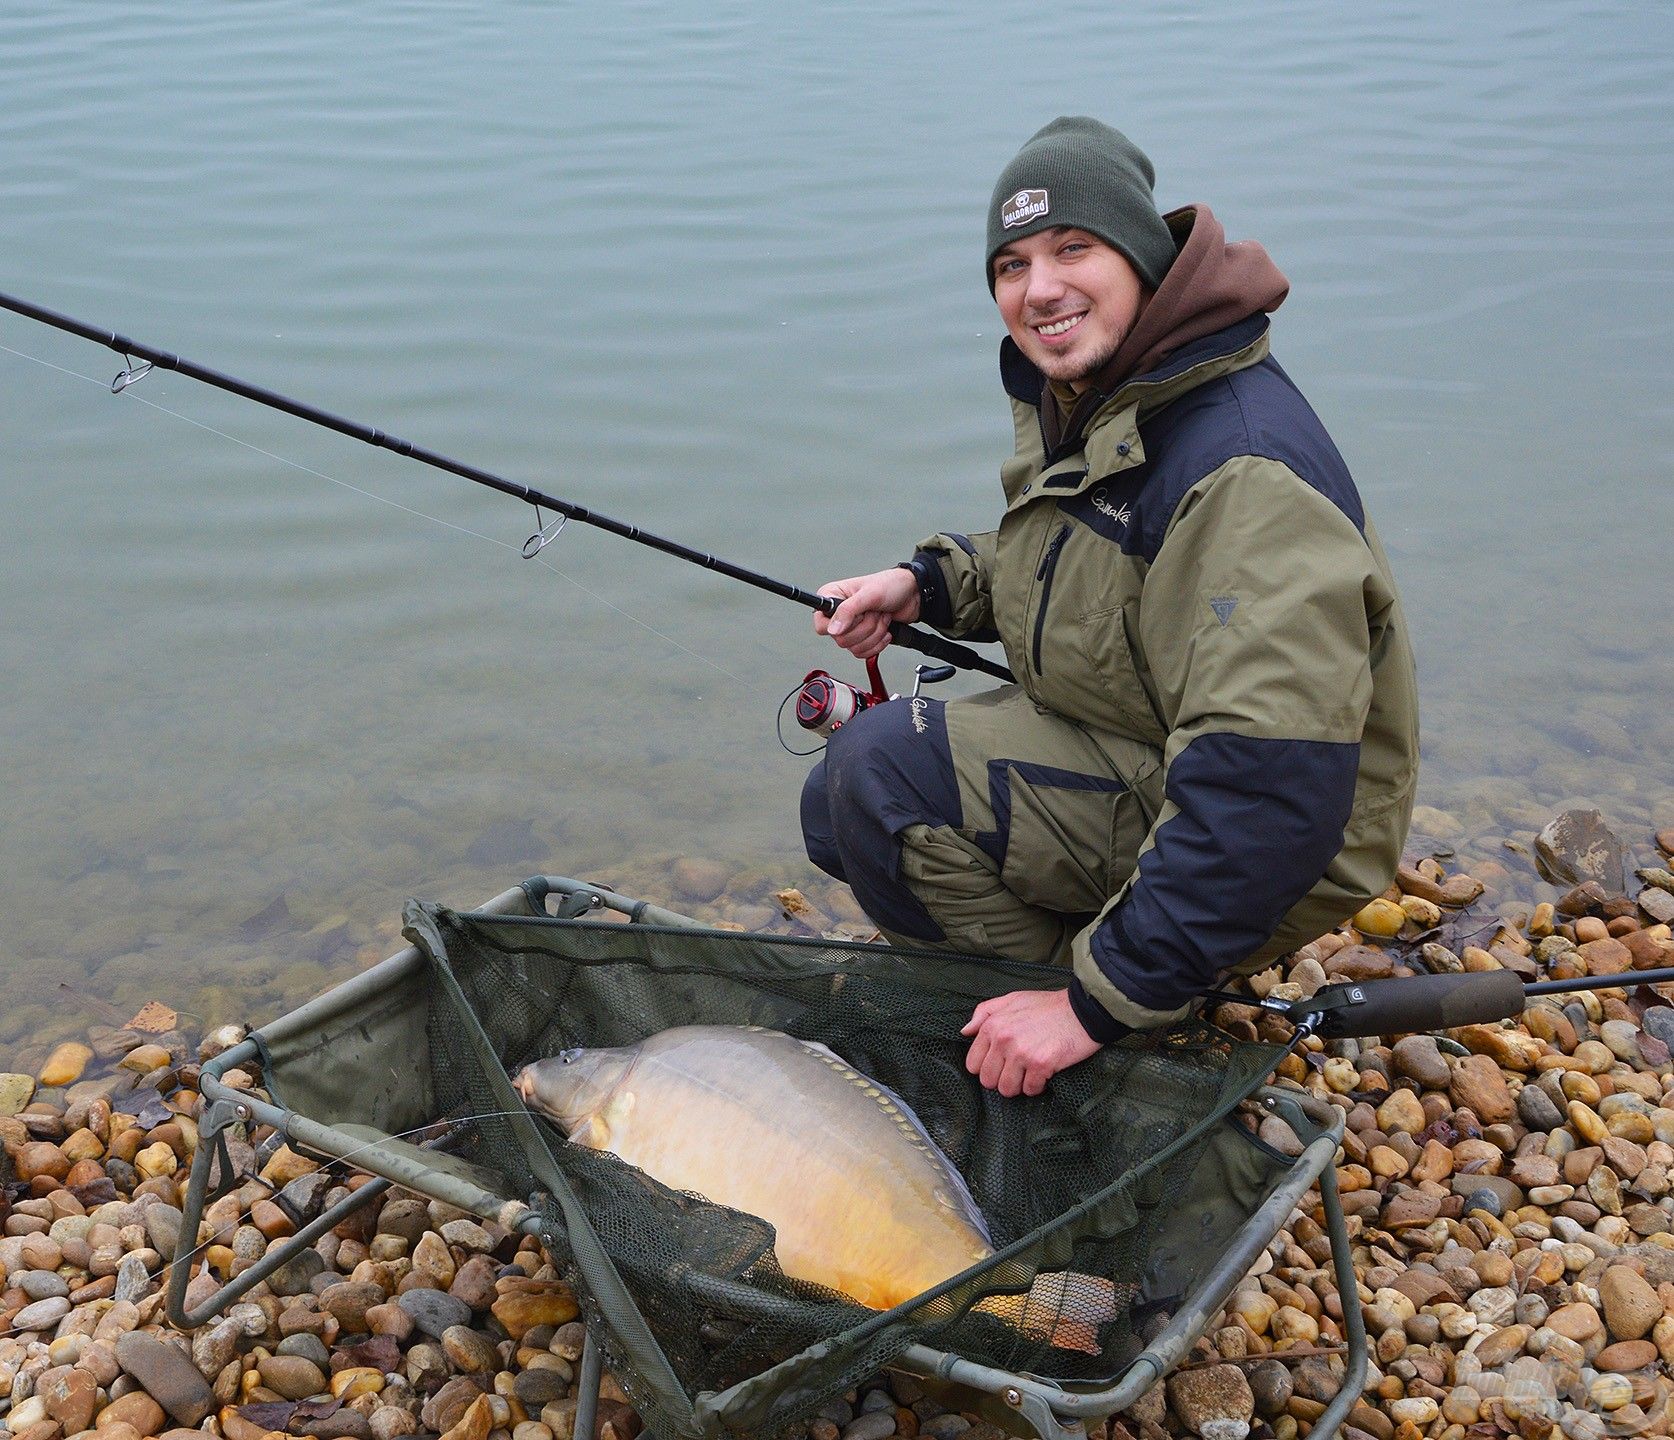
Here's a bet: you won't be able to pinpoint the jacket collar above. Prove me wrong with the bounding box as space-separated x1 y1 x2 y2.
1000 313 1272 470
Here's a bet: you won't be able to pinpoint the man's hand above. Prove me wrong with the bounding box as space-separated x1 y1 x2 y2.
961 988 1101 1097
813 568 921 661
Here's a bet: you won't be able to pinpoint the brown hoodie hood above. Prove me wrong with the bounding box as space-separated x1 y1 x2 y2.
1043 205 1289 450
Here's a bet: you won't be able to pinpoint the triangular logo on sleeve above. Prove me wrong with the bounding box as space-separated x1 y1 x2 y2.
1209 595 1238 627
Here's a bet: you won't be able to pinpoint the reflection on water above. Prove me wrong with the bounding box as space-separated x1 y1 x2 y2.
0 1 1670 1052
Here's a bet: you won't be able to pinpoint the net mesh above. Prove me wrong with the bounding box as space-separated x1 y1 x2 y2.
410 904 1287 1439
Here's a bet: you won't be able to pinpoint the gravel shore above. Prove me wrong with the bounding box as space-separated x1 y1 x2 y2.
1 814 1671 1440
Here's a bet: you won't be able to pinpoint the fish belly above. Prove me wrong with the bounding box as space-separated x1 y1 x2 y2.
584 1028 991 1310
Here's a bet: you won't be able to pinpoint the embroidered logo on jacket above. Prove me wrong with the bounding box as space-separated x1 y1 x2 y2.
1001 188 1050 229
1209 595 1239 627
1089 486 1132 528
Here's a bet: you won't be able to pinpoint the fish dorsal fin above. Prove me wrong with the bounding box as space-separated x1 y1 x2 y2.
794 1037 993 1247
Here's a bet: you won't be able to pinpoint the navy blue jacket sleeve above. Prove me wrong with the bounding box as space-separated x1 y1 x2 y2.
1070 456 1379 1032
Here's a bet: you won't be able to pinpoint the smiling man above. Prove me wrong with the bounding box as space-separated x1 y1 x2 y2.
801 117 1420 1097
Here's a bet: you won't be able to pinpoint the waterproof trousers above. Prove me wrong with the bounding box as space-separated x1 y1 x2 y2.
801 686 1164 967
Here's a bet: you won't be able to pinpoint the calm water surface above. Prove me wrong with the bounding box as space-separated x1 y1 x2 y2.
1 2 1670 1055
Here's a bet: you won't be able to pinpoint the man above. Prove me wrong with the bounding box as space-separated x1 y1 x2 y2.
801 117 1419 1098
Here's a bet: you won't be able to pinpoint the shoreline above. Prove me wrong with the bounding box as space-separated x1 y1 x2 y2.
0 812 1671 1440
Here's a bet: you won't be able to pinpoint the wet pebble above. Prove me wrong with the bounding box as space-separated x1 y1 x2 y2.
114 1330 216 1427
12 1295 72 1330
14 1268 70 1301
842 1413 898 1440
259 1353 330 1400
398 1287 474 1338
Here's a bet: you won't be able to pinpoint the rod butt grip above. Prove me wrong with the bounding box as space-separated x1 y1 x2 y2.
1310 970 1527 1039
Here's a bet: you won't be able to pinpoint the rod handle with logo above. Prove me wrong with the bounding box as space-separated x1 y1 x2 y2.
1303 970 1528 1040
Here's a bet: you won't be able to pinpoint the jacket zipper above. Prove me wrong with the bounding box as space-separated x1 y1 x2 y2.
1031 523 1071 675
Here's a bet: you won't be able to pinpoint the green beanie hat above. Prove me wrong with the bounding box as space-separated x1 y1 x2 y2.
985 116 1176 292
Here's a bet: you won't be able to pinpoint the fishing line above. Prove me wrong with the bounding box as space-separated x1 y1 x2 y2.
0 338 754 694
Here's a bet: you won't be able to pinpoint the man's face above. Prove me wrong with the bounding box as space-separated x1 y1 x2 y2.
992 228 1146 391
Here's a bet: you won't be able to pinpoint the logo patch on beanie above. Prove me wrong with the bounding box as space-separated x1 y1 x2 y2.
1001 188 1050 229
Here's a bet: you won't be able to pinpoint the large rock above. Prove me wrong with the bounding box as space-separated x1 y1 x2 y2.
1449 1054 1515 1123
0 1072 37 1115
1167 1363 1255 1440
422 1377 489 1434
39 1367 98 1434
12 1296 72 1330
397 1287 473 1338
1599 1266 1660 1341
1391 1036 1450 1090
116 1331 216 1427
1535 809 1626 892
257 1354 328 1400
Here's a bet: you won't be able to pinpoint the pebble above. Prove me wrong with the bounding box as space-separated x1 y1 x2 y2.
259 1353 330 1400
1167 1365 1255 1440
15 1267 71 1300
1595 1338 1659 1372
39 1041 93 1088
398 1287 474 1338
278 1333 334 1369
842 1413 898 1440
1245 1359 1291 1418
1517 1083 1565 1131
114 1330 216 1427
6 836 1674 1440
1598 1265 1661 1340
12 1295 72 1330
493 1290 580 1337
100 1390 166 1435
0 1071 36 1114
441 1324 500 1374
1391 1035 1450 1090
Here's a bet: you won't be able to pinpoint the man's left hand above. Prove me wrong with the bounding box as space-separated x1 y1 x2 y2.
961 988 1101 1097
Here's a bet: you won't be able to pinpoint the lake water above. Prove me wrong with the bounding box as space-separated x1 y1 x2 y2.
1 1 1670 1057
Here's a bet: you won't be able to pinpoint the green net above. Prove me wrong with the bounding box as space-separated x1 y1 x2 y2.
404 903 1289 1440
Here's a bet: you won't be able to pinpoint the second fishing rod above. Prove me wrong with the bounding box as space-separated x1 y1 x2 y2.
0 289 1016 717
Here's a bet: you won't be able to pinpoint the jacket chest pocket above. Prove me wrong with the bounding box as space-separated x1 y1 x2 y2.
1074 602 1167 746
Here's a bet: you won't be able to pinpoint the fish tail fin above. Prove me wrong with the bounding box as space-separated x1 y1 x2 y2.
971 1270 1120 1356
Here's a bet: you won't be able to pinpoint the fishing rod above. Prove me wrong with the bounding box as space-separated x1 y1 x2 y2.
1207 962 1674 1041
0 289 1016 693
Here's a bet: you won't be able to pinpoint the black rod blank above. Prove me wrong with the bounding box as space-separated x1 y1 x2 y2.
0 289 1015 685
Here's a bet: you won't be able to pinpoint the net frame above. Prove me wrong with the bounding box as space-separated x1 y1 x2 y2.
403 901 1289 1440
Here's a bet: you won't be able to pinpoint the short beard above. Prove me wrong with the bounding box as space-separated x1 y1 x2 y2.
1031 327 1125 388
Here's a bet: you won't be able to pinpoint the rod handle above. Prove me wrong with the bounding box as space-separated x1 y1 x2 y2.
1309 970 1527 1039
888 621 1016 684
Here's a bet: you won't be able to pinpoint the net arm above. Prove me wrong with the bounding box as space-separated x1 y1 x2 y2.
894 1089 1355 1437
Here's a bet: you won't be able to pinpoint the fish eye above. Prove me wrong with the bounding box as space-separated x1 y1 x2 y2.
559 1047 583 1065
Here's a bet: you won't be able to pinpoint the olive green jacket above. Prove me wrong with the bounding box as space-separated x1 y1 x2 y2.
915 315 1419 1032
